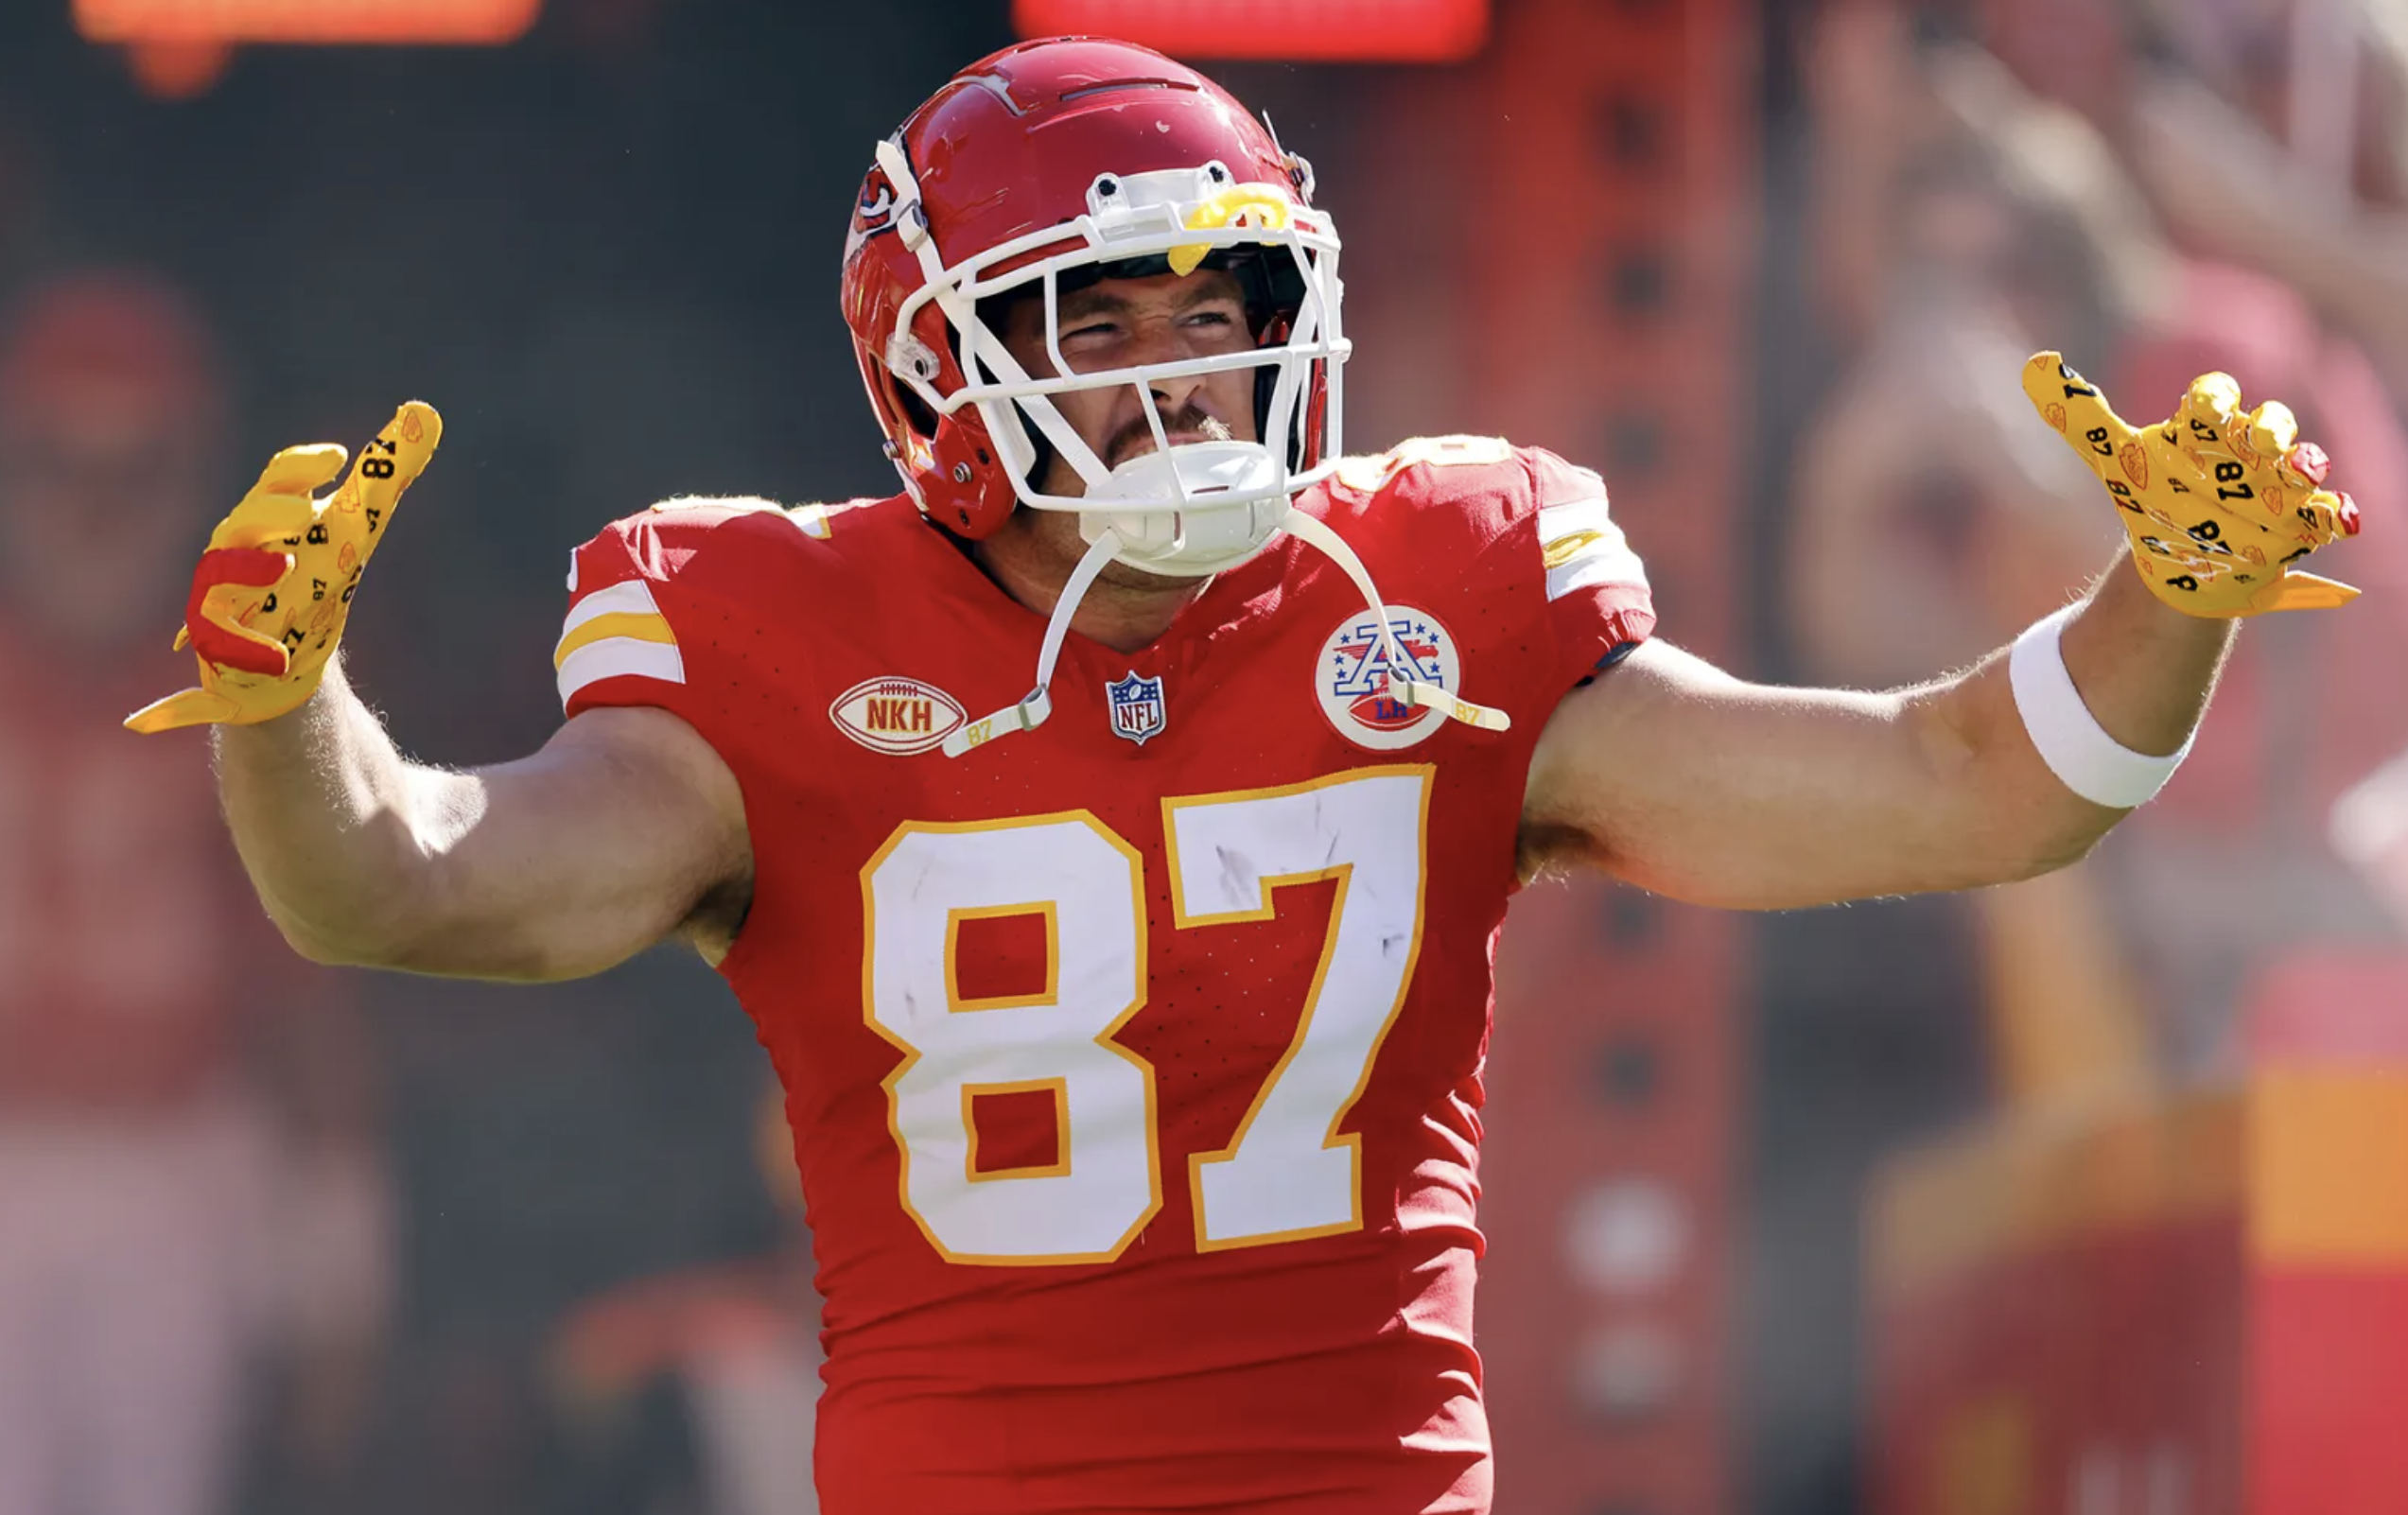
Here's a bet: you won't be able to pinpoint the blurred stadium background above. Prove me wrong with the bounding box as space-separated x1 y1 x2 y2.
6 0 2408 1511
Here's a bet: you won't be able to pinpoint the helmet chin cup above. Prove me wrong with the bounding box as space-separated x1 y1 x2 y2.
1074 441 1294 577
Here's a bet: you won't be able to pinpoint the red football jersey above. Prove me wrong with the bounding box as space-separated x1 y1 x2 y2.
558 437 1654 1514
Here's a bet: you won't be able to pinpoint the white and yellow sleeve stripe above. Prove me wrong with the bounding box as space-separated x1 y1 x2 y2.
1538 496 1649 601
554 579 685 709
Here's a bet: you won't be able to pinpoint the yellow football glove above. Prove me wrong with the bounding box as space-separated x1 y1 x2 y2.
2021 351 2360 617
125 401 441 734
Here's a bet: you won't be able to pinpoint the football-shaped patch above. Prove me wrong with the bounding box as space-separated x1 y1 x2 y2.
829 676 965 756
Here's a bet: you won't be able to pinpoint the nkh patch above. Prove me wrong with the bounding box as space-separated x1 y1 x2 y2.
1317 605 1461 751
828 675 966 756
1106 670 1167 746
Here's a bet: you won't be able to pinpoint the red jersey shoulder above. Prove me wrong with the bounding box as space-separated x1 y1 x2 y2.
554 493 901 718
565 495 873 599
1316 436 1655 705
1320 436 1614 551
1318 436 1646 601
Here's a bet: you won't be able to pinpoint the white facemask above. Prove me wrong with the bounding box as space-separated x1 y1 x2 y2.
871 138 1506 756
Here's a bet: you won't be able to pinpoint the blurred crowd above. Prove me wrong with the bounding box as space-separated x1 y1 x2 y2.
1794 0 2408 1093
0 269 392 1515
0 229 812 1515
7 1 2408 1513
0 4 902 1511
1757 0 2408 1506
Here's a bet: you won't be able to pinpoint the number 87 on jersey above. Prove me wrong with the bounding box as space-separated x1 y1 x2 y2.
861 768 1434 1263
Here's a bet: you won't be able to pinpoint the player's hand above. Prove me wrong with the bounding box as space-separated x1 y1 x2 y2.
2020 352 2360 617
125 402 442 734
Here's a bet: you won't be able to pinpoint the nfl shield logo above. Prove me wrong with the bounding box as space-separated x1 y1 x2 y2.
1106 670 1167 746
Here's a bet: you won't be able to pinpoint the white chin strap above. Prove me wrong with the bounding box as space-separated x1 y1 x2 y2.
1076 440 1293 579
943 501 1510 759
943 528 1127 758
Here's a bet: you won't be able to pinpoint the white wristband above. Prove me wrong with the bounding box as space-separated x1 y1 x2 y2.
2007 603 2191 809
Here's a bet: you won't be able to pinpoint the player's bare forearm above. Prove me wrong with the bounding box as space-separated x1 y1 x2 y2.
1530 350 2357 909
1525 653 2014 909
1923 549 2235 845
213 656 451 964
2057 551 2237 753
215 657 752 981
1522 555 2233 910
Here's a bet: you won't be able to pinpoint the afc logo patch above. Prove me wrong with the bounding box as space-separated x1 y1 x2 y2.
1106 670 1167 746
1317 605 1461 751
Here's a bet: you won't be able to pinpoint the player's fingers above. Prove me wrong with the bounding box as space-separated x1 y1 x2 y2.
183 547 293 676
187 606 290 677
250 442 350 498
2174 372 2246 461
328 401 442 565
124 687 245 735
2283 488 2362 549
2239 400 2299 468
2284 439 2333 489
2021 351 2140 475
205 488 318 552
192 545 290 595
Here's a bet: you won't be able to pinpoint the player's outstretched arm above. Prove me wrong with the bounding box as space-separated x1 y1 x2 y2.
1521 566 2219 908
1523 357 2359 909
216 661 750 981
132 404 751 980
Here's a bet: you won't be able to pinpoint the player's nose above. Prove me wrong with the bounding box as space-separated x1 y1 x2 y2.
1147 366 1207 415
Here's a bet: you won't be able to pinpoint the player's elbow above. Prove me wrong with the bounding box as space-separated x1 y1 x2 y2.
1911 682 2123 888
286 913 599 984
1976 740 2133 883
265 907 405 973
252 874 550 982
1998 823 2107 884
1941 769 2122 888
2011 797 2124 881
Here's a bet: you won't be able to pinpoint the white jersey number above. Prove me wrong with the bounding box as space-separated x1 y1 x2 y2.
862 767 1432 1264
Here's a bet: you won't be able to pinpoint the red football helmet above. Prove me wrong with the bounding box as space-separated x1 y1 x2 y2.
839 37 1347 578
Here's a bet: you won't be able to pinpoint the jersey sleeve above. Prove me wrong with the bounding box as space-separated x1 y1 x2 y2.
1520 445 1655 691
1350 436 1654 729
553 498 811 724
556 514 706 722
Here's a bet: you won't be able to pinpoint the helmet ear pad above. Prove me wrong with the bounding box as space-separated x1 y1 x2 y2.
926 406 1017 539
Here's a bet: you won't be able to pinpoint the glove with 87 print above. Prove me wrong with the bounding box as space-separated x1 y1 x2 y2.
2020 352 2360 617
124 401 441 733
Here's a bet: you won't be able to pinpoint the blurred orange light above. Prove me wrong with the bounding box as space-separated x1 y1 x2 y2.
125 39 233 97
75 0 543 45
1011 0 1489 63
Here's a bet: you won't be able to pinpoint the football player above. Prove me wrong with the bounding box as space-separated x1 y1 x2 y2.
130 38 2363 1515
